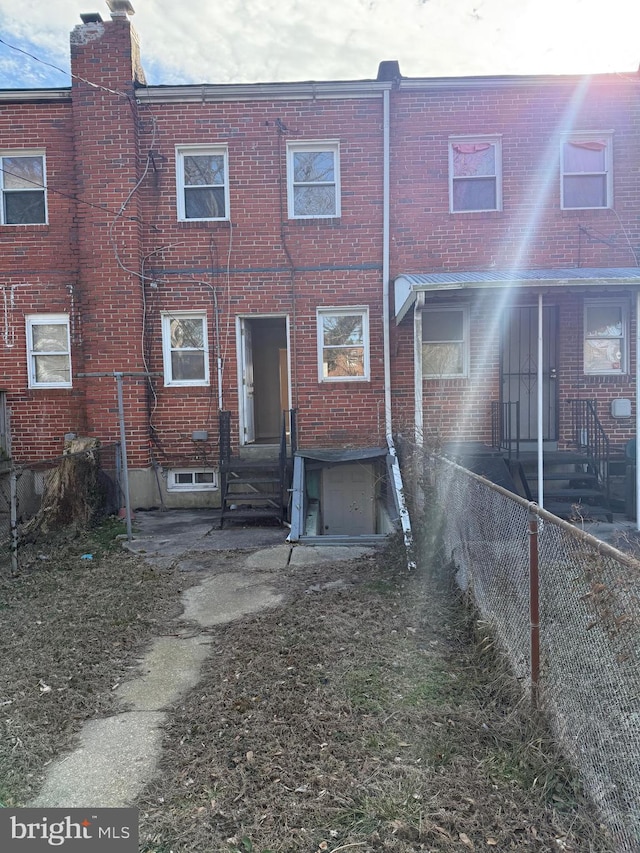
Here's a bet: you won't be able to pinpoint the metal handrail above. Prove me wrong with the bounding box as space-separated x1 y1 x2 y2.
491 400 520 460
568 399 611 502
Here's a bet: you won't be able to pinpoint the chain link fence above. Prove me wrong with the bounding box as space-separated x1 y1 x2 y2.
423 454 640 852
0 443 123 573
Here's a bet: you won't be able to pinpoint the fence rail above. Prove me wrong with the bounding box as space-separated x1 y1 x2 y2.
425 453 640 853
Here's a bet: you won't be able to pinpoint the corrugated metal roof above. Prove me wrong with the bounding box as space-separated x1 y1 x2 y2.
397 267 640 286
393 267 640 322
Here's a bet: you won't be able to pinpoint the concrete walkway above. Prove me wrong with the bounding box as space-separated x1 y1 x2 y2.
29 511 374 808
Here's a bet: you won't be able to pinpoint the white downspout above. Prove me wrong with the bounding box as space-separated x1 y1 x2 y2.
537 293 544 509
635 290 640 530
382 86 414 564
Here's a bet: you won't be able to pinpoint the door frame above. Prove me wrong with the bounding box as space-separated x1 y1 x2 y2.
236 314 291 447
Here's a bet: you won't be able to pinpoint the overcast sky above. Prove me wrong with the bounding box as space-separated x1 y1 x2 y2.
0 0 638 89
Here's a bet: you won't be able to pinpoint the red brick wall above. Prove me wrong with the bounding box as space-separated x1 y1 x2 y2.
388 74 640 448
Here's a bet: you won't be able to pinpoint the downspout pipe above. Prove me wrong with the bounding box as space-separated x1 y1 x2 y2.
636 290 639 531
382 85 414 566
537 293 544 510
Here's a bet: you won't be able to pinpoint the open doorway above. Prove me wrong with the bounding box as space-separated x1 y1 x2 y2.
238 316 289 445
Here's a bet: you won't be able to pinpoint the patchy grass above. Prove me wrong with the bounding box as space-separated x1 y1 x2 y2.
0 524 615 852
0 520 193 805
133 551 613 853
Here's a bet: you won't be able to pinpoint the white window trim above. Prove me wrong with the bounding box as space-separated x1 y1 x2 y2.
560 132 613 210
176 145 230 222
167 468 218 492
26 314 71 389
0 150 48 226
161 311 210 387
583 299 628 375
317 306 370 382
422 304 470 379
287 140 341 219
448 135 502 214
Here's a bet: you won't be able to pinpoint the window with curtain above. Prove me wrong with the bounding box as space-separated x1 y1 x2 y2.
584 301 627 374
561 136 612 209
449 138 501 212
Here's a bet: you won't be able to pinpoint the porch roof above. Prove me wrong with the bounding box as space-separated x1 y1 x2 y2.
394 267 640 323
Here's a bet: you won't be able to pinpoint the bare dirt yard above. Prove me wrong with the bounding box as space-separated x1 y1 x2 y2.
0 523 615 852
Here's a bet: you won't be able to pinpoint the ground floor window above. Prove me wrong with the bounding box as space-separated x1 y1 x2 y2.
167 469 218 491
422 305 468 378
161 311 209 386
584 300 628 374
317 307 369 381
26 314 71 388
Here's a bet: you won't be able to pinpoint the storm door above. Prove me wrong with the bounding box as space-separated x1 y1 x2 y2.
500 305 558 443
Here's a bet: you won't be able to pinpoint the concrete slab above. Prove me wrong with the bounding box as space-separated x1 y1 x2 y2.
289 545 374 565
30 712 166 808
116 636 212 711
244 544 293 569
182 571 284 627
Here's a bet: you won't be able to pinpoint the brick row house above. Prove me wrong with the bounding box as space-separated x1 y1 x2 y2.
1 3 639 534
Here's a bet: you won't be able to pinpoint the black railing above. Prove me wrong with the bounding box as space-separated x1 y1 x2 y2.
219 410 231 470
569 399 611 502
491 401 520 460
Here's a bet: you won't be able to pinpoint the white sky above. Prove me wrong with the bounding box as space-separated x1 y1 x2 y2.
0 0 638 88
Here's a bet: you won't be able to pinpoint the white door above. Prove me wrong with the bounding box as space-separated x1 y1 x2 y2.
321 463 376 535
240 319 255 444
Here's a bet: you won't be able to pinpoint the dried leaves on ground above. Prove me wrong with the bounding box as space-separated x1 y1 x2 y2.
0 525 615 852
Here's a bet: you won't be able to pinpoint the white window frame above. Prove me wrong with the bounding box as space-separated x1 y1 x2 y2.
26 314 72 389
561 132 613 210
161 311 210 387
583 299 628 375
317 306 370 382
422 305 470 379
449 136 502 213
167 468 218 492
0 150 47 225
287 141 341 219
176 145 230 221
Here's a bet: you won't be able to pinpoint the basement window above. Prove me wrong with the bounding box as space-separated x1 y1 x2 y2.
0 152 47 225
167 469 218 491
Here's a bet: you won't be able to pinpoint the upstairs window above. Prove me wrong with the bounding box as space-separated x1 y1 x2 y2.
449 137 501 213
26 315 71 388
1 152 47 225
162 312 210 386
317 307 369 381
422 306 469 378
287 142 340 218
584 301 627 374
176 146 229 221
561 135 612 209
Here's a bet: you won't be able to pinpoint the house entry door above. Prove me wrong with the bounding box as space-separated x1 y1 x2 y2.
500 305 558 443
238 317 290 445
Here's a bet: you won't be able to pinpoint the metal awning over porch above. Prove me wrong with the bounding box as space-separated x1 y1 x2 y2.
394 267 640 322
397 266 640 529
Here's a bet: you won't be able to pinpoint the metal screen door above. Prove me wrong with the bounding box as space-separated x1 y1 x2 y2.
501 305 558 442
